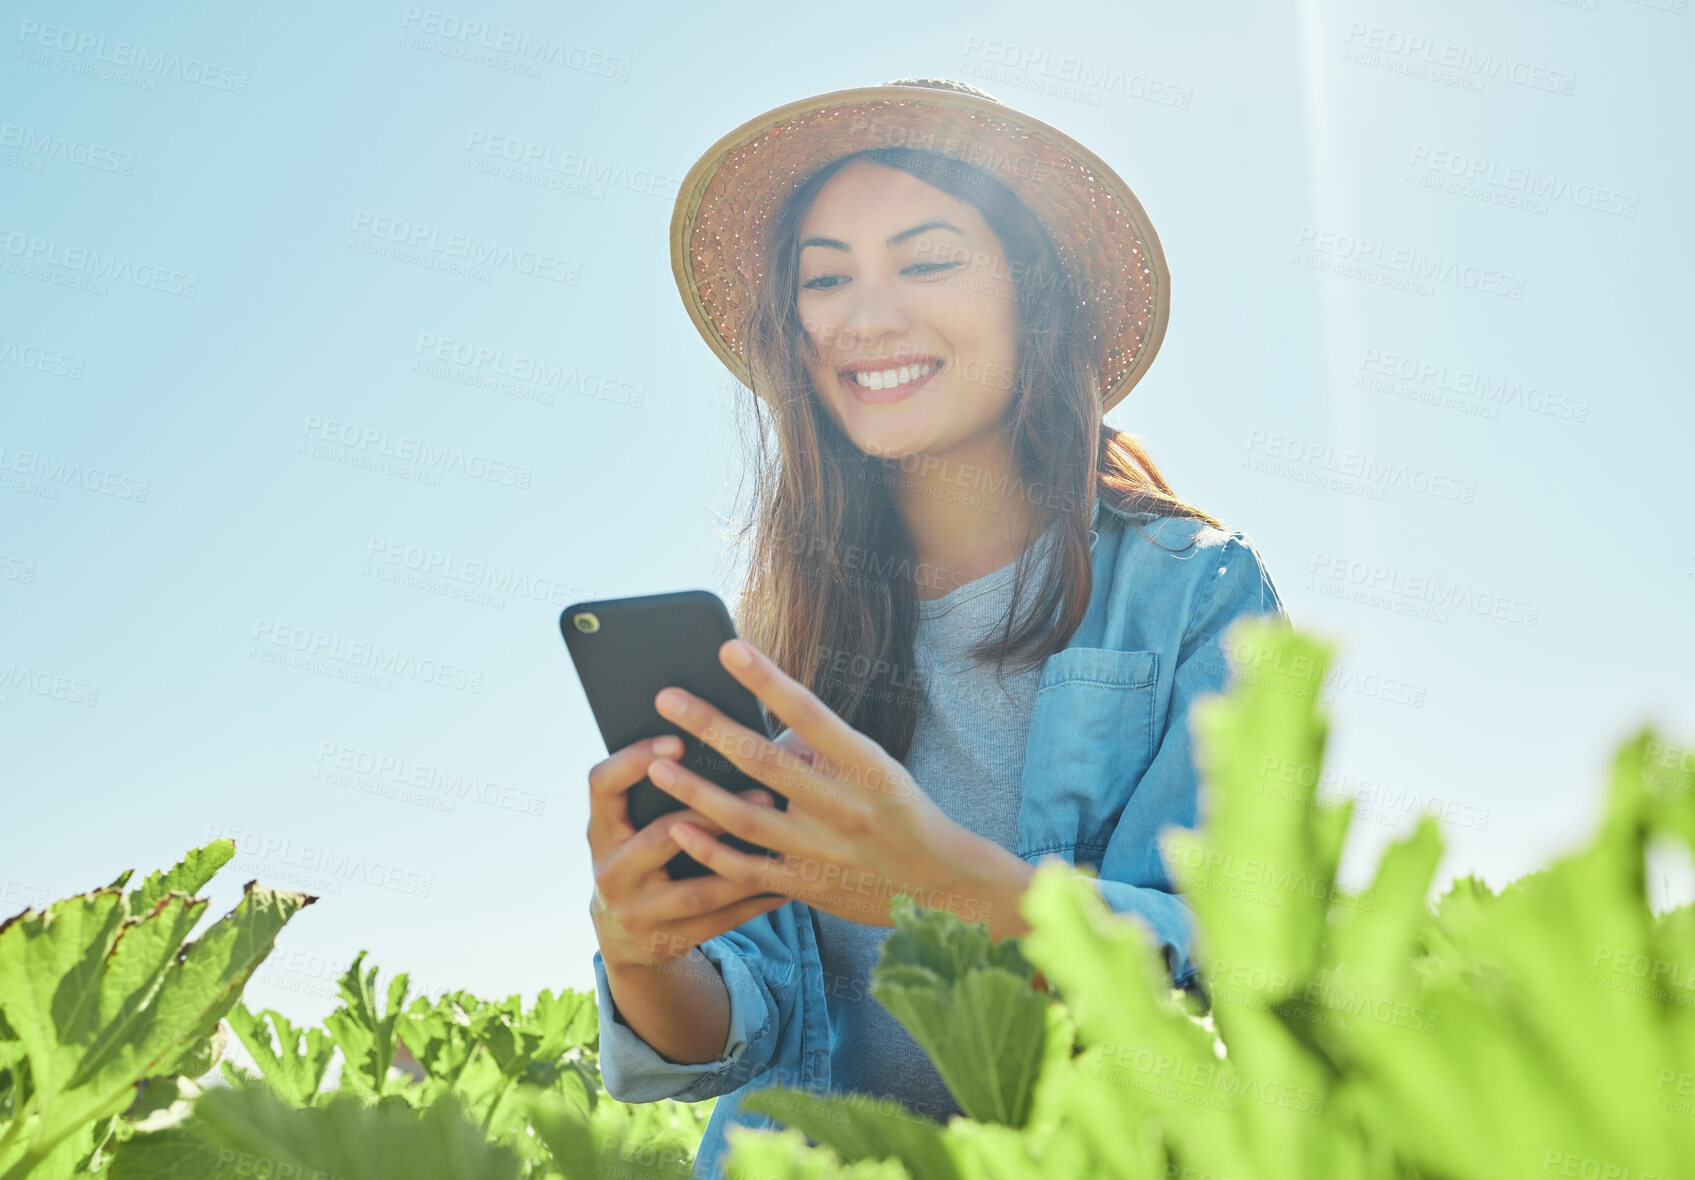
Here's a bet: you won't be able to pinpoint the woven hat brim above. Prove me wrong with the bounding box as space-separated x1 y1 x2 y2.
670 84 1170 415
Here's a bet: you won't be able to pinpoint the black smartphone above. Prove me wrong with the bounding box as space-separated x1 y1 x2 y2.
560 589 788 881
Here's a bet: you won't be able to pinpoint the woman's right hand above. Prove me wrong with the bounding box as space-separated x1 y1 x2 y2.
587 734 789 971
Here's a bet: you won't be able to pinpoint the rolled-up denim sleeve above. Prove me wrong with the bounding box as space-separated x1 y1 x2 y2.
591 921 787 1104
1090 531 1288 988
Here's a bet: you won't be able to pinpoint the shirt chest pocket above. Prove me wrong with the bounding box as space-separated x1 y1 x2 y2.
1017 647 1161 860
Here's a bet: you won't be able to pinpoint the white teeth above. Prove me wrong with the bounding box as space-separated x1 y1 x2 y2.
848 361 937 390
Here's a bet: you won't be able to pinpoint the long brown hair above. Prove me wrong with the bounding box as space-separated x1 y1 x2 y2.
723 146 1221 761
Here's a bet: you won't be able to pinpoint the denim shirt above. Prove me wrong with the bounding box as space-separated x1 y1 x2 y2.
589 497 1289 1179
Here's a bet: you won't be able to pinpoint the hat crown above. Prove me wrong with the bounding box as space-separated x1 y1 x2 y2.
879 76 1002 103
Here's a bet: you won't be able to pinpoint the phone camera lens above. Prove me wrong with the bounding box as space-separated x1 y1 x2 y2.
572 612 600 634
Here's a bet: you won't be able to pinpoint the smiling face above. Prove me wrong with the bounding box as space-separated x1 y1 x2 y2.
795 159 1021 466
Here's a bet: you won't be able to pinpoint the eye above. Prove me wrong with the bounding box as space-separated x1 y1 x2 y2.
800 260 960 291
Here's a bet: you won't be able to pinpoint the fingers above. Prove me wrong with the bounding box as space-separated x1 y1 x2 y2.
653 686 821 808
648 760 810 862
593 810 789 967
654 675 888 832
623 796 755 881
589 737 790 970
586 735 682 850
773 728 819 765
658 893 790 951
668 812 798 895
714 639 875 777
619 870 781 928
595 790 777 907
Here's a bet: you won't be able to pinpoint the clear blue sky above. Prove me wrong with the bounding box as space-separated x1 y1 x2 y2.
3 0 1691 1028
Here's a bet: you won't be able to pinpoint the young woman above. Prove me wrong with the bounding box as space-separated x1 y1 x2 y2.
582 78 1288 1178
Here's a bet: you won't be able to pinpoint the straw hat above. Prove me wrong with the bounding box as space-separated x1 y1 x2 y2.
669 77 1170 415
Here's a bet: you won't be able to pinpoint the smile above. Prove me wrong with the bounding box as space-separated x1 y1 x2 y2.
839 358 943 403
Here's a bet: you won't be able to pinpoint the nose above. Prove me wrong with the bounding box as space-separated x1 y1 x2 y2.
831 275 913 358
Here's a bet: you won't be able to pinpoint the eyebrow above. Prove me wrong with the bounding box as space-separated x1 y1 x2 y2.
799 219 964 252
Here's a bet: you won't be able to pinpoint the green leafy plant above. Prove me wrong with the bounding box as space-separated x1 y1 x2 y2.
726 616 1695 1180
219 1006 330 1109
0 839 312 1179
114 1084 525 1180
740 893 1062 1180
9 617 1692 1180
139 955 708 1179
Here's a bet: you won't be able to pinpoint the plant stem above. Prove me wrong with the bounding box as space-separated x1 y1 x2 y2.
479 1075 516 1138
0 1091 37 1164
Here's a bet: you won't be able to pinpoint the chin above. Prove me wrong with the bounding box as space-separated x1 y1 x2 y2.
817 397 916 460
846 433 919 465
837 415 932 465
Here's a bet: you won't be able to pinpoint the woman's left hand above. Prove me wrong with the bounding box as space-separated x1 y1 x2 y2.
645 638 1028 933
